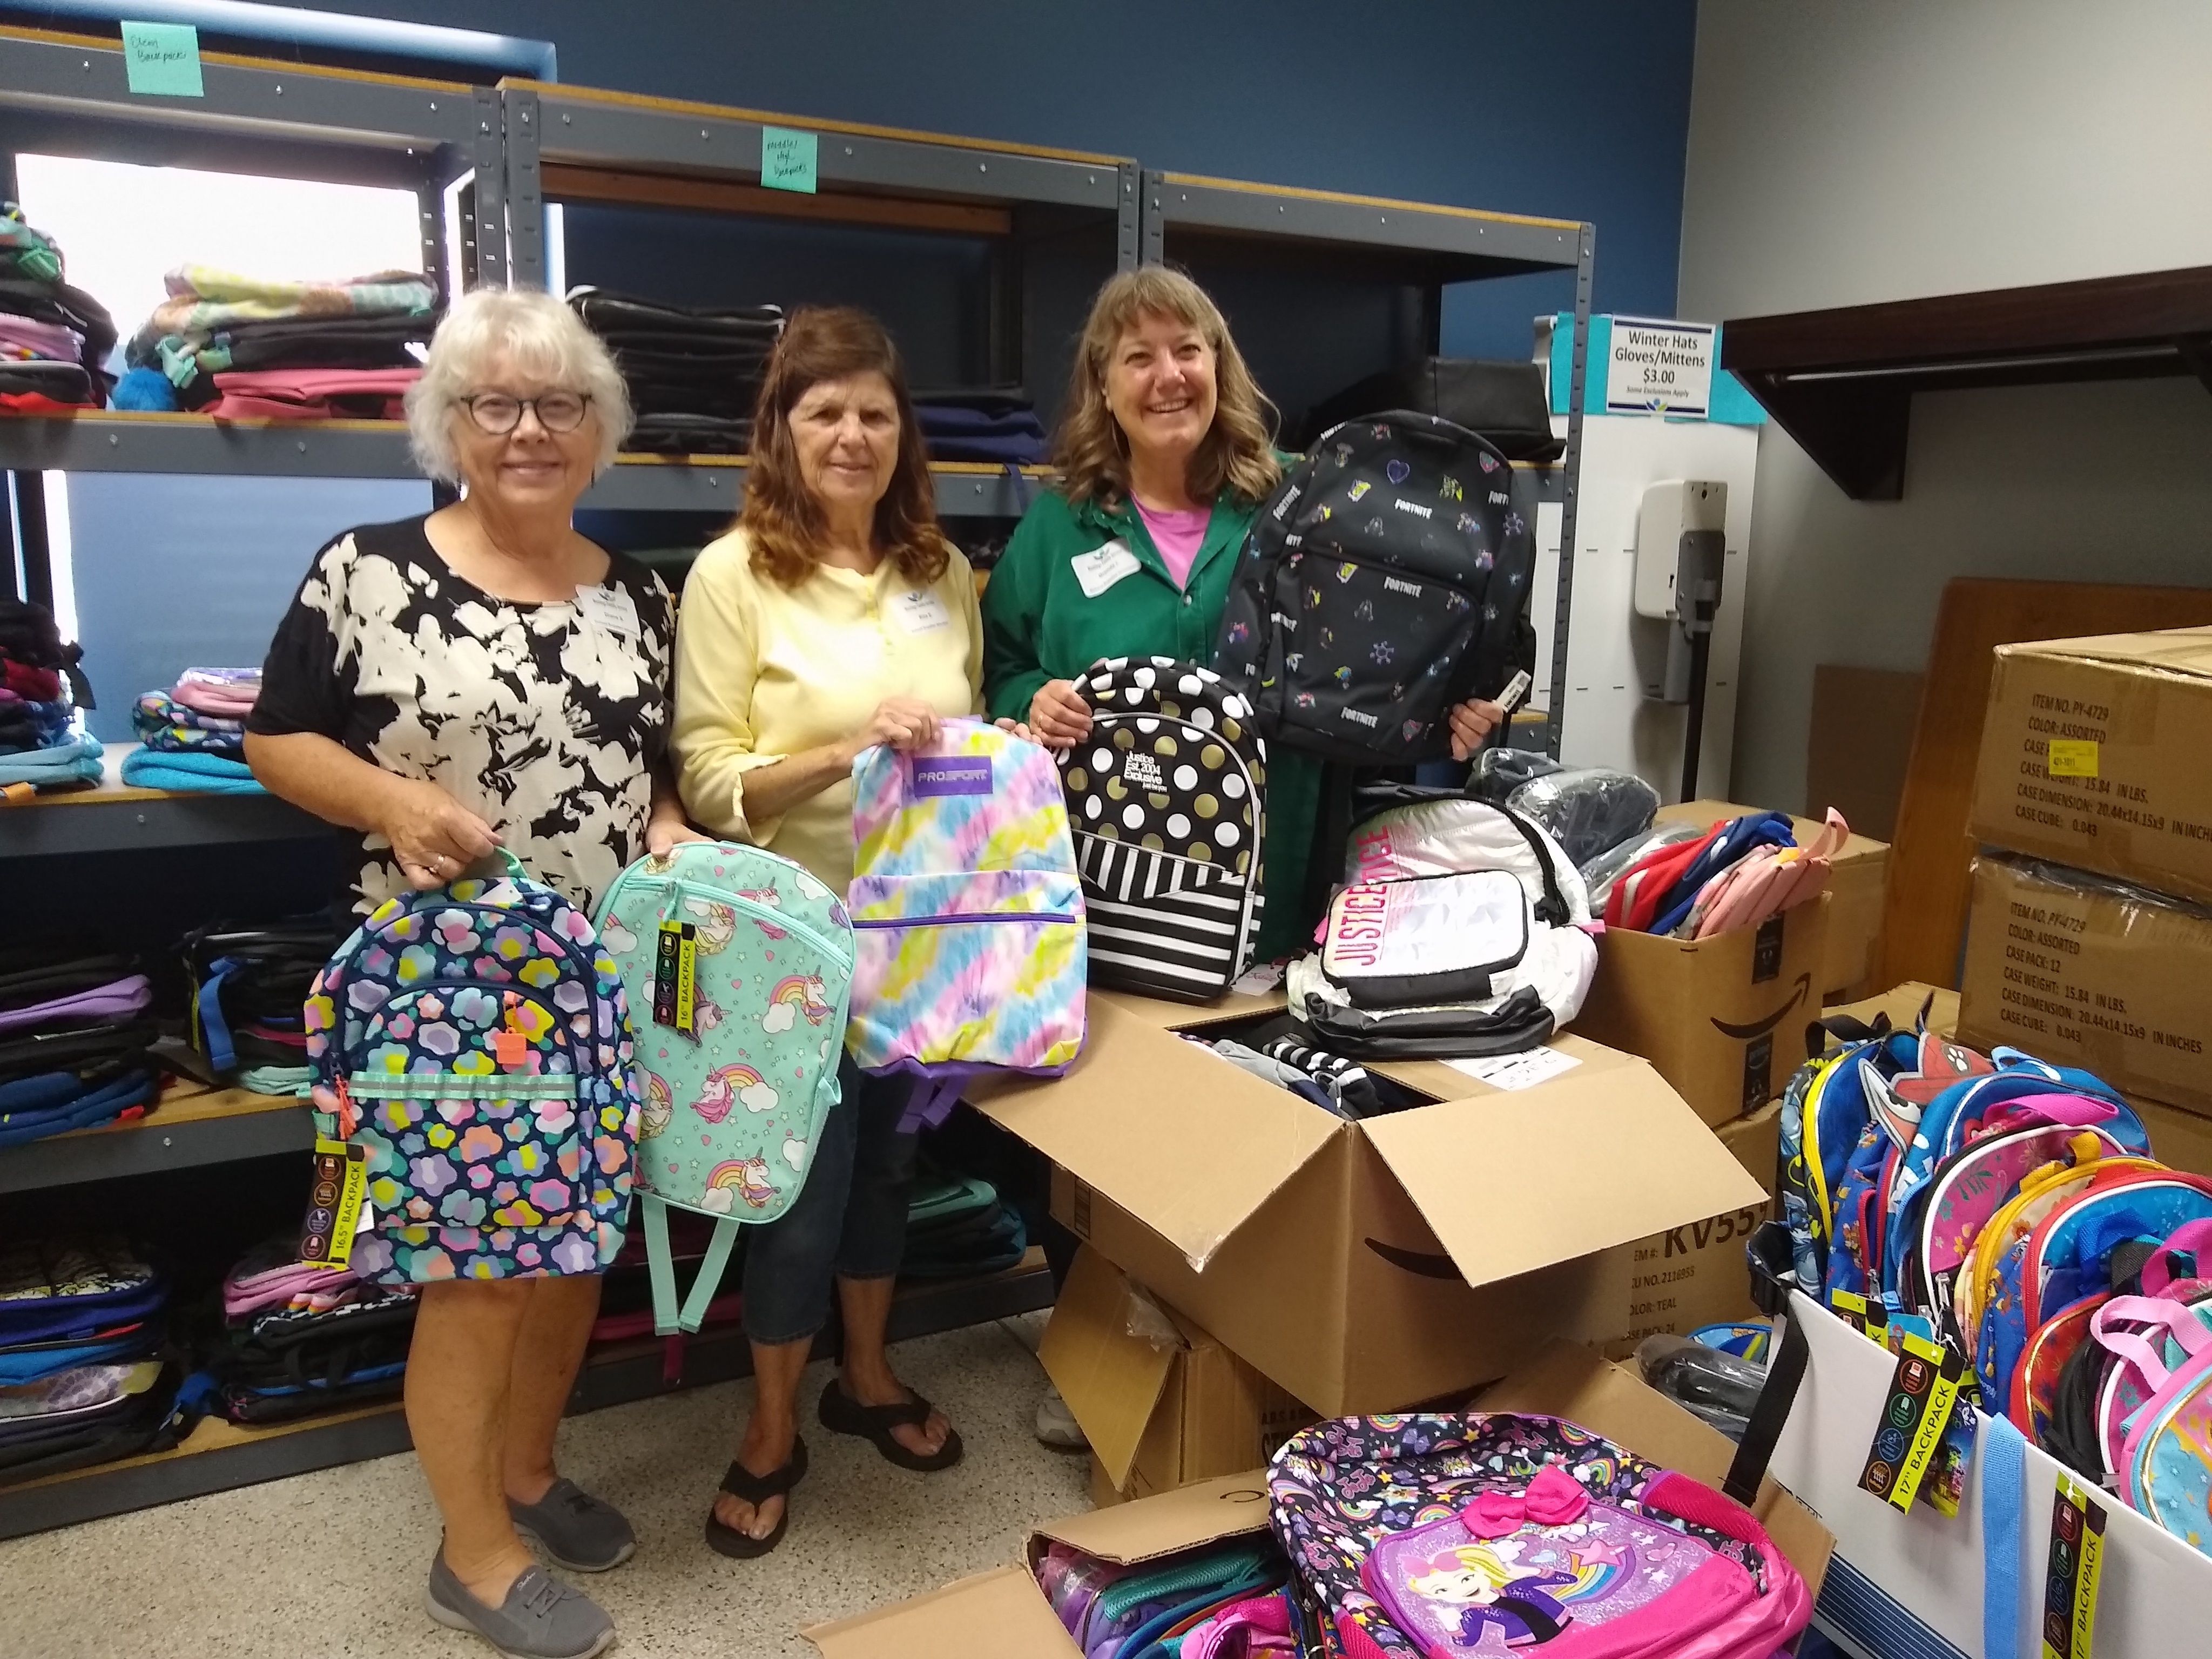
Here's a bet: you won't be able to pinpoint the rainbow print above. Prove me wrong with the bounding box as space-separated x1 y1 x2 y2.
691 1063 777 1124
702 1156 777 1213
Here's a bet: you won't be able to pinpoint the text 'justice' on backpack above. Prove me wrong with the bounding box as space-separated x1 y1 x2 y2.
1213 411 1534 766
1058 656 1267 1003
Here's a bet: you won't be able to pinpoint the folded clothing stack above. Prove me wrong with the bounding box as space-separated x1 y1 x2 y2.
901 1162 1027 1280
183 1236 416 1426
1601 807 1849 939
0 1237 180 1485
179 914 338 1096
568 287 781 455
132 666 259 754
0 597 98 798
0 203 117 412
123 666 265 793
0 943 158 1147
912 389 1048 464
121 265 438 414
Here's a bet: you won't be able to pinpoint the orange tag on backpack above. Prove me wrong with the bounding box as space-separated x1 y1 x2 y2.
490 1028 529 1068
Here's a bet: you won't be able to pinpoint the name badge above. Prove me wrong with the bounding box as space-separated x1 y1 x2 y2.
1071 541 1142 599
575 583 639 639
891 588 952 633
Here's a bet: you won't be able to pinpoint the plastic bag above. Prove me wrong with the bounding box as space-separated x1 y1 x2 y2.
1634 1332 1770 1440
1506 766 1662 867
1579 819 1707 912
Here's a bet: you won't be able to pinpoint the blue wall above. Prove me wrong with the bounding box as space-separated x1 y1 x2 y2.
309 0 1698 355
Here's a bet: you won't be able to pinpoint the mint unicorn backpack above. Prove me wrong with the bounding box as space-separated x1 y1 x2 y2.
305 853 637 1284
845 717 1087 1133
592 841 853 1334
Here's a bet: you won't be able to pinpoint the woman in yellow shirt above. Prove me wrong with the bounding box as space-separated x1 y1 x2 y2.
673 308 979 1558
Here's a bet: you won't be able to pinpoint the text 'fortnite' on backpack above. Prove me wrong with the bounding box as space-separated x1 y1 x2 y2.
1059 656 1267 1003
305 856 637 1284
591 841 854 1334
1270 1413 1811 1658
1215 412 1534 766
846 718 1087 1131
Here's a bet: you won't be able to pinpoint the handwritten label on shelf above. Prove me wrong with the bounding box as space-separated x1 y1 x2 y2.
121 21 204 98
761 125 819 194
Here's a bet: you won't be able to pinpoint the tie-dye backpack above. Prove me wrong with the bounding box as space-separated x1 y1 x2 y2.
592 841 854 1333
1269 1413 1811 1658
846 718 1087 1132
305 854 637 1285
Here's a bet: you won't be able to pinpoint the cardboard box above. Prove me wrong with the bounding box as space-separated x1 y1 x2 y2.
1040 1247 1318 1503
809 1343 1833 1659
1968 627 2212 905
1827 980 1959 1037
1574 891 1830 1128
972 999 1760 1418
1600 1101 1782 1358
1957 855 2212 1119
1658 799 1890 999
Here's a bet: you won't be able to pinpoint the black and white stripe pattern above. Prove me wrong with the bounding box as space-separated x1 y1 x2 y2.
1078 835 1262 999
1259 1036 1383 1119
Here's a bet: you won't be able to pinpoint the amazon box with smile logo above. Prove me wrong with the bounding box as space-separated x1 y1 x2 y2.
968 994 1761 1417
1574 894 1829 1129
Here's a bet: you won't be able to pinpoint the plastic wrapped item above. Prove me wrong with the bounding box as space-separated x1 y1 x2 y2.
1634 1332 1771 1440
1580 819 1707 912
1503 766 1662 867
1468 747 1563 801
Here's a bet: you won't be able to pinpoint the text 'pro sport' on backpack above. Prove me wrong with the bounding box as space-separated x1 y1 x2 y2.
1058 656 1266 1003
1214 412 1534 765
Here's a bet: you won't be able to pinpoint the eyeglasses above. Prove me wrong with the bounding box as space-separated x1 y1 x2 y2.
460 392 591 435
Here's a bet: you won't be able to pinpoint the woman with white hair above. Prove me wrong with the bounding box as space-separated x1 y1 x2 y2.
246 286 697 1659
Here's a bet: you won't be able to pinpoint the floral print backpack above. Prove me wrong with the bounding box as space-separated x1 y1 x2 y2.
592 840 854 1334
305 854 638 1285
1269 1413 1810 1658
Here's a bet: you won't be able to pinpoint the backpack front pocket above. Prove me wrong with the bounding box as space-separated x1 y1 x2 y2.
347 983 592 1233
846 869 1085 1074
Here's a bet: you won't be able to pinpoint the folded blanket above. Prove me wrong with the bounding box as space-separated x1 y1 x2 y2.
119 747 265 795
131 265 438 376
132 696 242 754
0 736 102 792
202 367 418 422
171 669 259 719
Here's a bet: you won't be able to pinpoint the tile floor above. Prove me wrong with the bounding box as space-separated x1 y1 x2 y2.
2 1316 1089 1659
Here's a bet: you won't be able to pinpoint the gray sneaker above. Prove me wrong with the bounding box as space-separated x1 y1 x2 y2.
426 1555 616 1659
509 1478 638 1572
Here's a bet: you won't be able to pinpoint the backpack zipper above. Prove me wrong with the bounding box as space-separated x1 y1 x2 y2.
652 877 851 965
1091 1546 1275 1626
851 911 1078 929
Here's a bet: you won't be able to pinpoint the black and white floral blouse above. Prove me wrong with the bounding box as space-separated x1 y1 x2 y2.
249 516 676 914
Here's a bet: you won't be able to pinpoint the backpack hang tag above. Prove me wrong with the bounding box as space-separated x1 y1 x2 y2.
2042 1475 2106 1659
1858 1328 1966 1513
299 1138 369 1271
489 1027 530 1068
654 920 698 1036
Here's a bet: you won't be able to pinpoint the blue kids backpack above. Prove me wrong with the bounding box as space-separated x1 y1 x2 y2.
592 841 854 1334
305 854 638 1284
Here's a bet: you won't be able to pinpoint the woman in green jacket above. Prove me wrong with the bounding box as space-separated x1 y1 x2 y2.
982 267 1503 961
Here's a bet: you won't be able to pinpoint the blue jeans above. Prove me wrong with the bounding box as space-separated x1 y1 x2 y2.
740 1057 916 1345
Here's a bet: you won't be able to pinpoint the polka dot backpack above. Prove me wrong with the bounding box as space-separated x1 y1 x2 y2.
1059 656 1267 1003
592 840 854 1334
305 853 638 1285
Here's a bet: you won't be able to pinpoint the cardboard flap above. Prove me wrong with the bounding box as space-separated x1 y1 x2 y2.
1098 987 1290 1031
970 997 1338 1269
804 1567 1074 1658
1478 1341 1833 1593
1034 1469 1273 1562
1037 1247 1180 1492
2001 626 2212 678
1361 1058 1764 1287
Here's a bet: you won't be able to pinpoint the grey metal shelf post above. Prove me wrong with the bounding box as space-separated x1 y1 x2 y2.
1547 223 1596 758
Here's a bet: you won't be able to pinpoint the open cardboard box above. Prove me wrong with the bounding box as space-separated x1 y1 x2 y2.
1660 798 1890 1001
804 1341 1833 1658
971 993 1761 1417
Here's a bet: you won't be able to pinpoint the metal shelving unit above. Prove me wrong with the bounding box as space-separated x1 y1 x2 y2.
0 1250 1053 1540
1138 171 1595 756
0 1085 313 1197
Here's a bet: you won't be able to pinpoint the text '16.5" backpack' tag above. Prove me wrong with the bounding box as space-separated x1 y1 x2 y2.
299 1138 369 1270
655 920 698 1036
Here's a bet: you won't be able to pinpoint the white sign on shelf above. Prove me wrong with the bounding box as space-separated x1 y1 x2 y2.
1604 316 1715 419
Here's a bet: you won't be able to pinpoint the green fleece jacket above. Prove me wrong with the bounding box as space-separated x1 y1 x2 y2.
981 487 1322 961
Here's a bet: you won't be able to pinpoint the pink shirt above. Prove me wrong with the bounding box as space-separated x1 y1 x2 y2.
1134 500 1211 592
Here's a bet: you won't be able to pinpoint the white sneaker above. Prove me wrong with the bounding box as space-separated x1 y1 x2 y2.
1035 1383 1088 1452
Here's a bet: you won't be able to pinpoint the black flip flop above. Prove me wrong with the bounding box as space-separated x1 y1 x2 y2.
818 1380 965 1472
703 1435 808 1559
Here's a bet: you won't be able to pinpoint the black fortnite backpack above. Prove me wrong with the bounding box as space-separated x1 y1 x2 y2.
1212 412 1533 766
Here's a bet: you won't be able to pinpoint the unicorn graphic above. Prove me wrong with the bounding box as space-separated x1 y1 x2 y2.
760 974 833 1034
700 1156 778 1213
732 887 788 941
638 1070 673 1139
692 1063 778 1124
680 898 739 955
